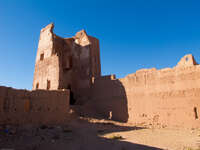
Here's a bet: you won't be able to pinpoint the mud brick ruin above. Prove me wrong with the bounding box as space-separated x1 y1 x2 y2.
33 23 101 97
0 23 200 128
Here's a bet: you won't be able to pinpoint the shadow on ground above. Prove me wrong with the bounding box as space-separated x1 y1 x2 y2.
0 118 163 150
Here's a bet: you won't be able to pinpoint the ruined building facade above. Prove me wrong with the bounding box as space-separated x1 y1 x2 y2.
32 24 101 97
0 24 200 128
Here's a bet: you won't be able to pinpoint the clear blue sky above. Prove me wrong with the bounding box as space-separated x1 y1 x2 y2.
1 0 200 90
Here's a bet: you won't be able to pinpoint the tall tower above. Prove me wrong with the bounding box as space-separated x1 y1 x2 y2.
32 23 101 97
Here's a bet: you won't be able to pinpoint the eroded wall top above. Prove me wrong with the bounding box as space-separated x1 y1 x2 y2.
36 23 54 62
176 54 198 67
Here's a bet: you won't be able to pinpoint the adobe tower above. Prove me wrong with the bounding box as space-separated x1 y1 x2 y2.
32 23 101 97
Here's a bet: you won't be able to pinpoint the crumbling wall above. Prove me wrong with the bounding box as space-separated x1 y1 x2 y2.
84 55 200 128
63 30 92 91
176 54 198 67
81 75 129 122
33 24 60 90
33 24 101 101
88 36 101 78
35 24 54 62
69 30 101 91
0 86 70 125
33 55 60 90
120 65 200 128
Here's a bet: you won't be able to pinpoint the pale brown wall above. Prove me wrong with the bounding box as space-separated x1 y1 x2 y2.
33 24 60 90
0 86 70 125
120 66 200 128
33 55 60 90
84 65 200 128
35 24 54 62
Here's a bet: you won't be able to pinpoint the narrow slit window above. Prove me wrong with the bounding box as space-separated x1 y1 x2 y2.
40 53 44 61
36 83 39 89
47 80 51 90
194 107 198 119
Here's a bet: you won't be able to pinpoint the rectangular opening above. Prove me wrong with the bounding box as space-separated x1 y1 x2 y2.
68 85 76 105
194 107 198 119
40 53 44 61
47 80 51 90
36 83 39 89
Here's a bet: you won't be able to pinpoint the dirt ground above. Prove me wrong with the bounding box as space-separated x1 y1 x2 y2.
0 118 199 150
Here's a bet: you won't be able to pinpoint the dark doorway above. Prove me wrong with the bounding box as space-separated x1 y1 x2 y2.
68 85 76 105
40 53 44 61
36 83 39 89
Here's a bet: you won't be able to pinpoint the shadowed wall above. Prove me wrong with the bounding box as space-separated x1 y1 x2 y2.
0 86 70 125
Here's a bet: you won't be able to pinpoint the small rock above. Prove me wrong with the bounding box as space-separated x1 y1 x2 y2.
9 128 17 135
41 136 45 141
51 139 55 143
40 125 48 130
52 134 60 140
56 126 61 129
48 126 54 130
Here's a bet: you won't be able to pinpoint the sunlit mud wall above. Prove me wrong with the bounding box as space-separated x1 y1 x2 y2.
120 65 200 128
0 86 70 125
84 55 200 128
